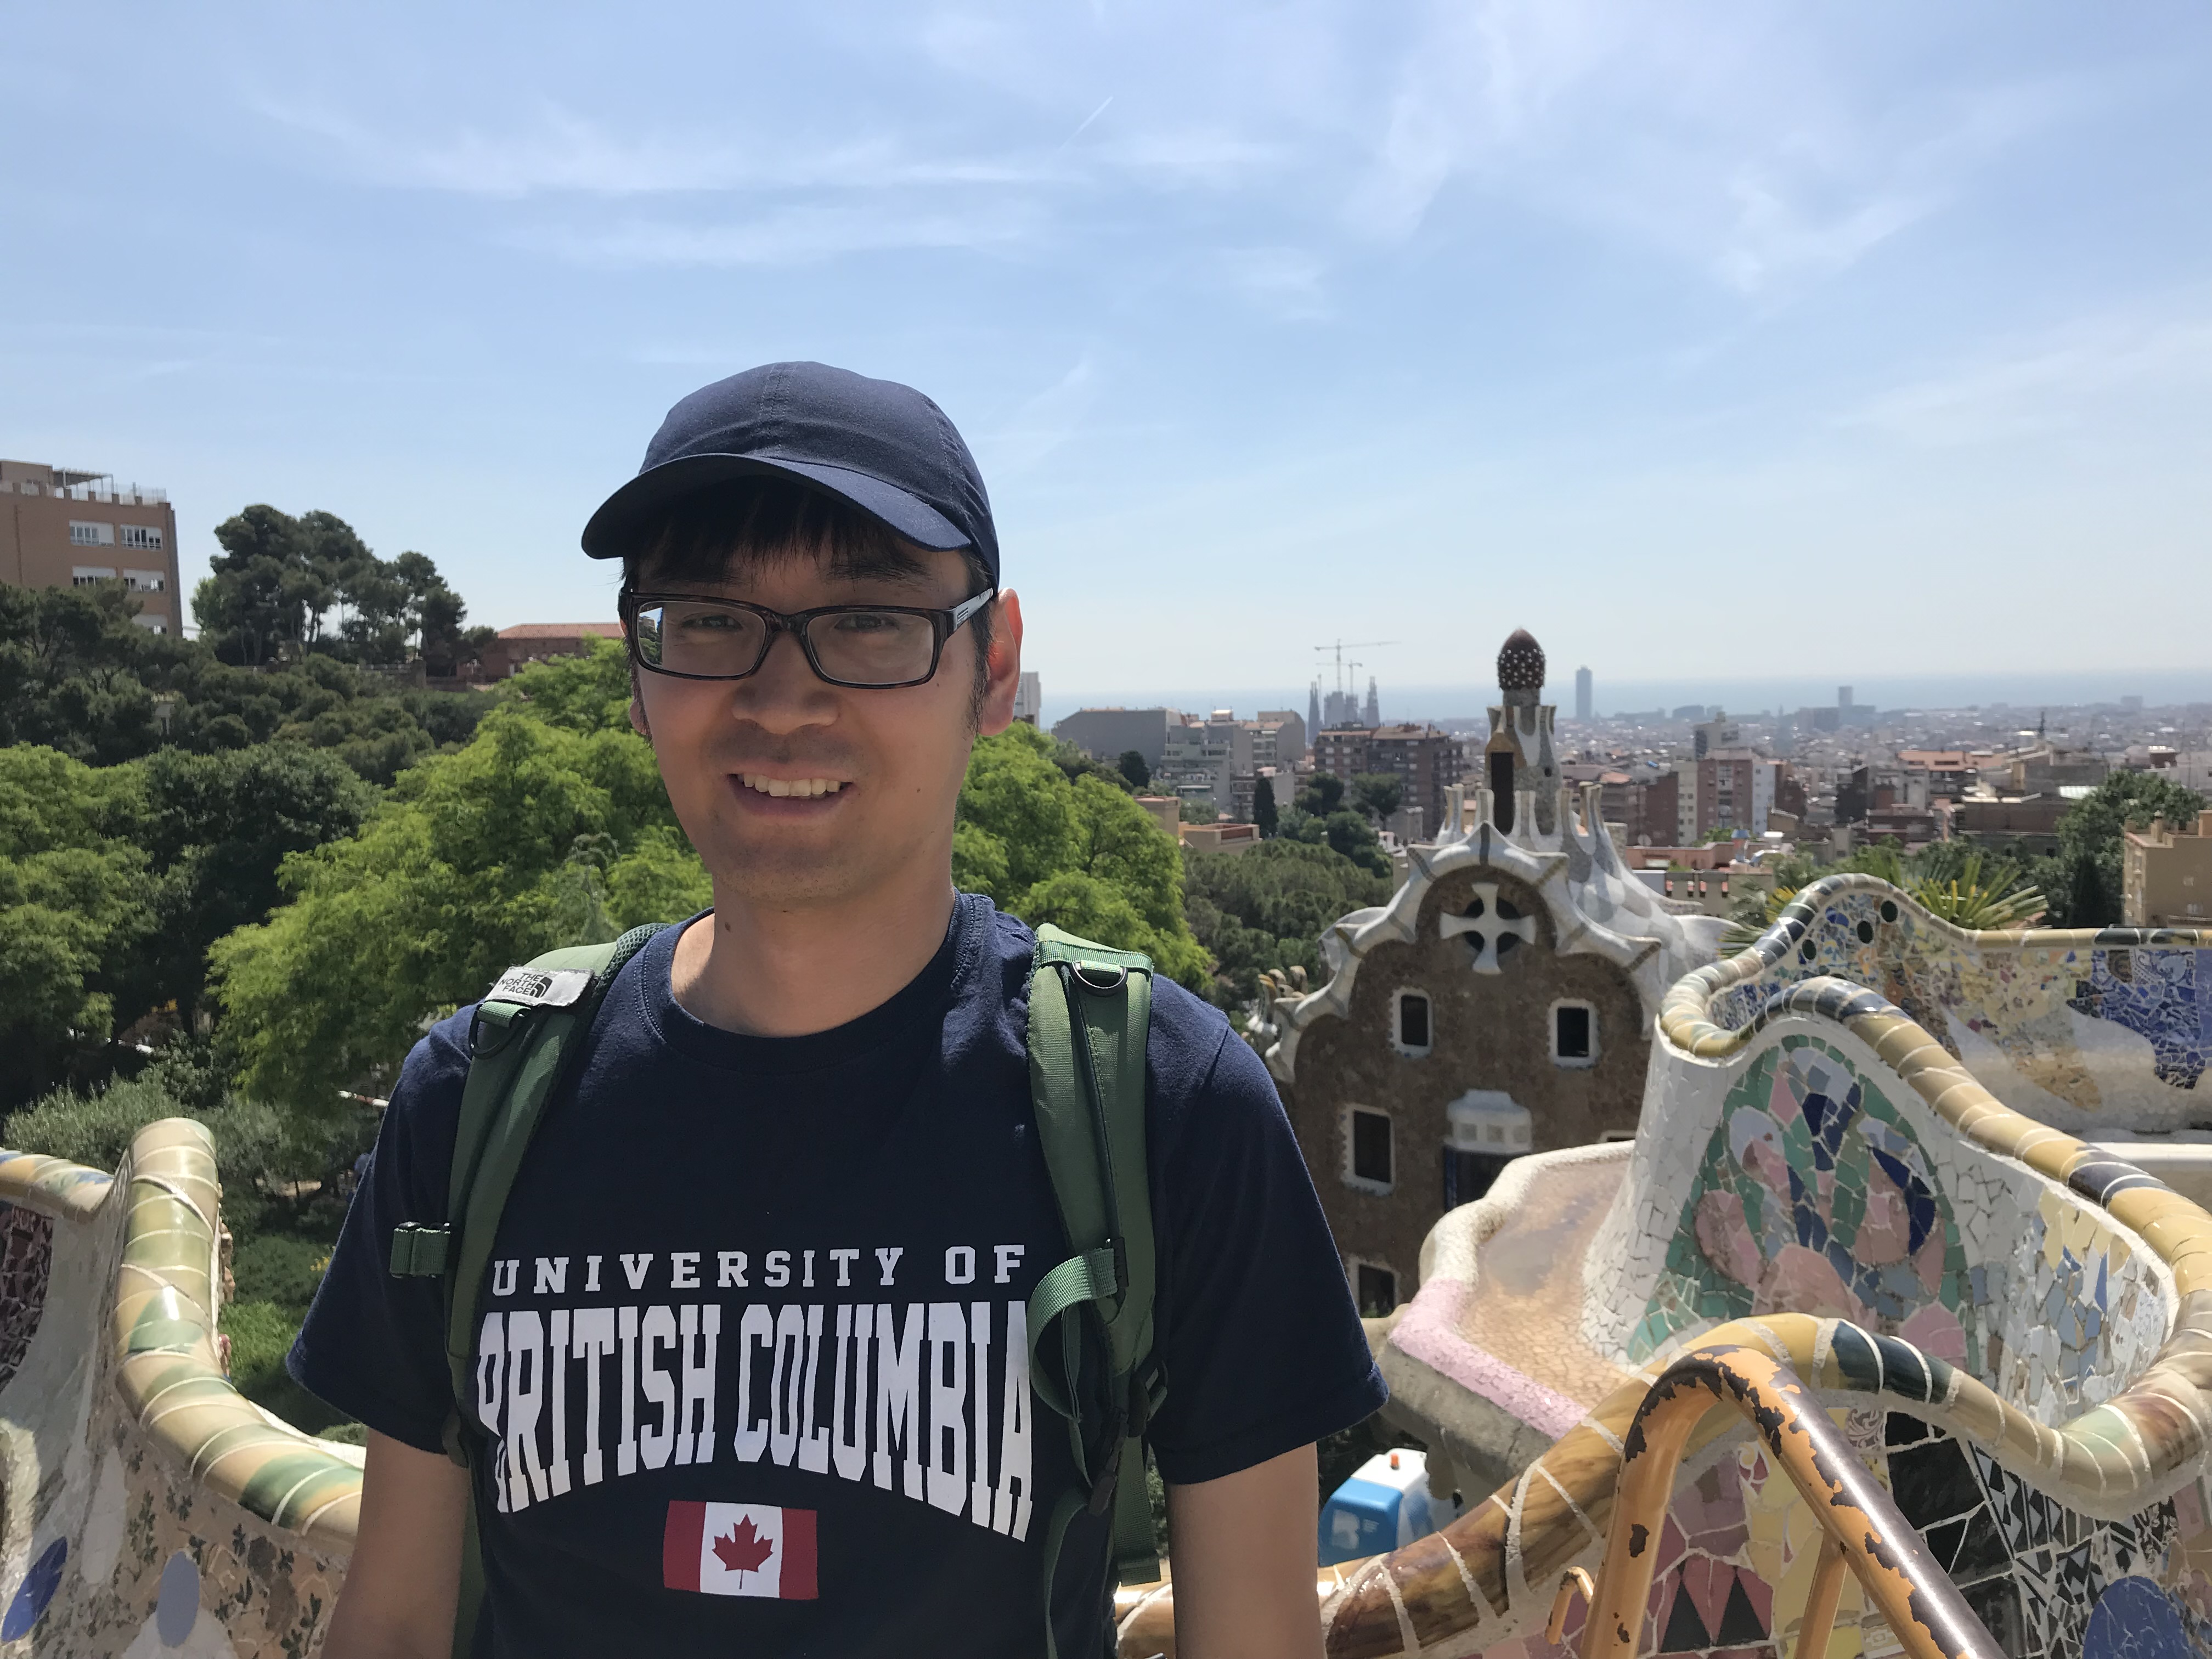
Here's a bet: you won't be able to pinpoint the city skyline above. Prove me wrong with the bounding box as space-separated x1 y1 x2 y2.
1039 668 2212 735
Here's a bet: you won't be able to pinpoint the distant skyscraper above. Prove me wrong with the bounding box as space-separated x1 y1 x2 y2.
1309 680 1322 737
1363 676 1380 726
1012 671 1042 726
1838 685 1854 709
1575 666 1593 722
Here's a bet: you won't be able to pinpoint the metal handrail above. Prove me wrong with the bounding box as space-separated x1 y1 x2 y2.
1577 1341 2001 1659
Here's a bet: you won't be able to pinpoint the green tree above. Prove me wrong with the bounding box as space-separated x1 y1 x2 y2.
1117 749 1150 789
2033 772 2207 928
210 655 713 1110
132 745 378 1026
1183 838 1393 1006
503 636 633 731
1296 774 1345 816
1 575 489 783
172 652 490 785
195 504 327 665
0 583 186 764
1350 772 1402 823
196 504 487 670
1274 806 1391 878
1252 780 1279 838
954 724 1210 990
393 549 496 674
0 747 153 1104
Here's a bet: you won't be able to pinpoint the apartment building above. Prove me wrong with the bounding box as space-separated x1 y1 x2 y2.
1314 724 1466 842
1252 710 1307 768
1597 767 1680 848
2124 812 2212 928
1 459 183 634
1952 794 2073 856
1051 707 1181 770
1897 749 1977 798
1675 748 1779 840
1159 710 1249 815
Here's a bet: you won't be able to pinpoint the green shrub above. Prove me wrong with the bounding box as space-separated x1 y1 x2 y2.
218 1299 299 1396
230 1231 332 1308
0 1070 364 1242
1 1075 187 1173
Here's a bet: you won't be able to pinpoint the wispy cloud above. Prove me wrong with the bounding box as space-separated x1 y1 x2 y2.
1846 309 2212 447
1340 0 2085 294
236 1 2121 309
980 353 1101 475
517 200 1037 268
250 95 1046 198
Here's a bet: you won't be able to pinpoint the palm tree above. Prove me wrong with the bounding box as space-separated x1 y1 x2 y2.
1721 841 2042 951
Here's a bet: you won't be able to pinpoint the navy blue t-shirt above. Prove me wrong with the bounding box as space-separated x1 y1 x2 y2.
292 896 1383 1657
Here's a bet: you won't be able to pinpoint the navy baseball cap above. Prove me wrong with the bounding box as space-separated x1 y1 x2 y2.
581 361 999 584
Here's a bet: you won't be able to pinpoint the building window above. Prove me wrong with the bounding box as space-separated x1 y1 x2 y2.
1393 990 1432 1056
69 521 116 546
131 614 168 634
1352 1261 1397 1316
1443 1148 1519 1209
120 524 164 550
1345 1107 1393 1194
122 569 165 593
1552 1001 1598 1067
71 566 117 585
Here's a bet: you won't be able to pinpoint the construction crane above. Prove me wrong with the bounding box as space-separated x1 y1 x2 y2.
1313 640 1395 701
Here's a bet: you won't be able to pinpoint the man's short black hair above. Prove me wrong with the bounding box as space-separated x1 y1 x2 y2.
616 478 996 714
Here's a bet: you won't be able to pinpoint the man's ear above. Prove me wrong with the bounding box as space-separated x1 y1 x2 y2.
627 663 651 740
974 590 1025 736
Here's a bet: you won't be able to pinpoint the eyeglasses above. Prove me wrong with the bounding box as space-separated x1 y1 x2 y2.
622 589 996 689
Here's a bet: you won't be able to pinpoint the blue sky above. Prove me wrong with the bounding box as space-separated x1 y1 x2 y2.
6 2 2208 707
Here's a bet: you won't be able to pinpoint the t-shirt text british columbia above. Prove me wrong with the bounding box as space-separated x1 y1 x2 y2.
470 1242 1039 1541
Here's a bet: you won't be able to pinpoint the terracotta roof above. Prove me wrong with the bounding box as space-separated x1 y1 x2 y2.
497 623 624 640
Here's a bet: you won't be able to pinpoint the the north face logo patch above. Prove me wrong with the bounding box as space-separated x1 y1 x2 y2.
662 1502 817 1599
487 966 593 1009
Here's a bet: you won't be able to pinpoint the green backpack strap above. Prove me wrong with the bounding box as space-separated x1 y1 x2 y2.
1024 922 1163 1658
386 921 669 1658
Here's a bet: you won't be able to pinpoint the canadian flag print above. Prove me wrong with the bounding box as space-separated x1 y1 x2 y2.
663 1501 817 1599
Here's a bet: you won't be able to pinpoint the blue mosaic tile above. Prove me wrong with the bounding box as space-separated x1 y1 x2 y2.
2083 1576 2191 1659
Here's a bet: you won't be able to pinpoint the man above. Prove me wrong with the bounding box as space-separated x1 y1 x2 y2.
294 362 1385 1657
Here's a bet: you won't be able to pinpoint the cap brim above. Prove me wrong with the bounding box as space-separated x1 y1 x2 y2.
580 453 970 560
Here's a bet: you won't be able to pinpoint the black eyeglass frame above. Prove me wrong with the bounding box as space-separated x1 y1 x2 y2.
619 588 997 689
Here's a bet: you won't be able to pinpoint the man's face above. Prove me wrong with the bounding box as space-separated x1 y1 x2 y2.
628 542 1020 912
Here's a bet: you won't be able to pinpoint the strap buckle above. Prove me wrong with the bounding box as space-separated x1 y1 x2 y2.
389 1222 451 1277
1070 961 1128 995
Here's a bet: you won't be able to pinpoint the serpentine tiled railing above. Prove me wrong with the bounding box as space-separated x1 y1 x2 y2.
1118 878 2212 1657
109 1121 363 1542
0 1120 362 1543
1577 1341 2002 1659
0 1147 116 1223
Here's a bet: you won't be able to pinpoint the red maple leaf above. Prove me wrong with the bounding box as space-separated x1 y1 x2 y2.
712 1517 776 1576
